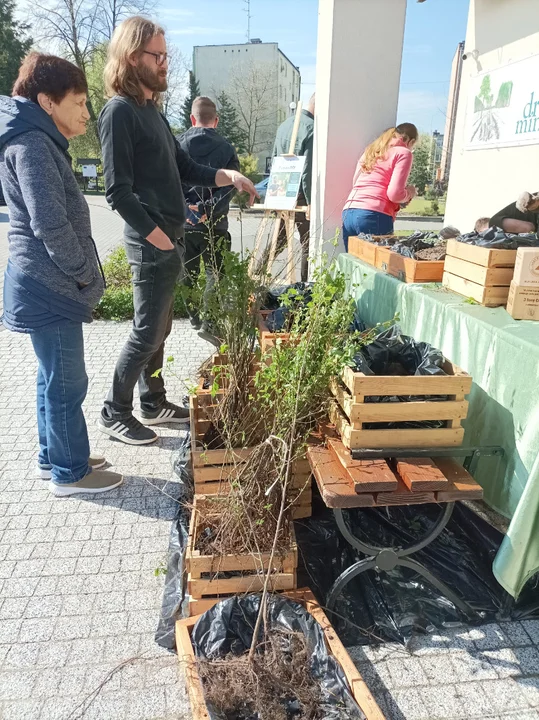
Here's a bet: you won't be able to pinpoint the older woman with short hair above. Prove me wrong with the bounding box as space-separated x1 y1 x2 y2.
0 53 122 496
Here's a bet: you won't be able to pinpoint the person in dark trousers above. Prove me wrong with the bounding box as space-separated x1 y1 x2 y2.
178 96 240 334
97 17 257 446
270 93 315 282
0 53 123 496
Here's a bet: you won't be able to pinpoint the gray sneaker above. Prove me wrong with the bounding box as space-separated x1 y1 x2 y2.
38 452 107 480
49 469 123 497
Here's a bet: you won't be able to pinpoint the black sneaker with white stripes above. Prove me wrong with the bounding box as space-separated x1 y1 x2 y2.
139 401 190 426
98 413 158 445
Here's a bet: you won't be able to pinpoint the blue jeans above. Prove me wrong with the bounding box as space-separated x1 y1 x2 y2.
342 209 394 252
31 321 90 484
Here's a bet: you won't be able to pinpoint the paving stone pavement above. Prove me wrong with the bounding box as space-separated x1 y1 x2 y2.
0 319 214 719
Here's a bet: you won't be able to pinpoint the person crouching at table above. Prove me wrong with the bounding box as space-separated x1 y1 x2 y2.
0 53 123 496
342 123 419 252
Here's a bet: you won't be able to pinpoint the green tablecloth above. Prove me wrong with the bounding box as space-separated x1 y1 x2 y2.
337 253 539 598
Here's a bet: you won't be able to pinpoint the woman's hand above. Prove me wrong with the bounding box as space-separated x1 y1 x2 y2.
406 185 418 200
146 226 174 251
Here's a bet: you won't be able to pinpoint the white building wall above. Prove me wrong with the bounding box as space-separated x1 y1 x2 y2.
445 0 539 232
193 43 300 171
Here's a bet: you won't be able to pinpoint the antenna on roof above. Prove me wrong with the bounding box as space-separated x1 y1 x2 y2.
243 0 251 42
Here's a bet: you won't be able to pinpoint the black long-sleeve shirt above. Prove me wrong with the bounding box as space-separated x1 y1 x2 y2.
98 96 218 240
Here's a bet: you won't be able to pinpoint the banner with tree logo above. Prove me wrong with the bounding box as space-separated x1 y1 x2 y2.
465 54 539 150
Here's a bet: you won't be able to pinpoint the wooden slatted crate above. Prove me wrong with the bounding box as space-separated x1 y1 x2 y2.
176 587 386 720
348 235 445 283
258 310 291 353
329 360 472 449
186 495 298 616
443 238 517 307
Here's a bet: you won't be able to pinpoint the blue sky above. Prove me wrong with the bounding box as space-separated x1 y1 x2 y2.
159 0 469 133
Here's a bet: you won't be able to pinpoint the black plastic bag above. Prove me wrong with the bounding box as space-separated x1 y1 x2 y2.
295 499 539 647
191 593 366 720
262 282 314 311
358 231 446 259
349 325 447 428
154 432 193 649
457 227 539 249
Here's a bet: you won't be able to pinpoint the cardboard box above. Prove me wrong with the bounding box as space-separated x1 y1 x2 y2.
507 281 539 320
513 247 539 286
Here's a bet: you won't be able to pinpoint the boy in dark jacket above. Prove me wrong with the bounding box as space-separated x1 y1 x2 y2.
178 96 240 332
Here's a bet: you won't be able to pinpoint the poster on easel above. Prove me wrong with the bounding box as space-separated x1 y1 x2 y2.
264 155 306 211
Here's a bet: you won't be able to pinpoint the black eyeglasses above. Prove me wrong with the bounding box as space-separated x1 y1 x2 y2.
142 51 168 66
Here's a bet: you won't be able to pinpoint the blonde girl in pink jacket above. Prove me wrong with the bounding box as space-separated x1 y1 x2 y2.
342 123 418 251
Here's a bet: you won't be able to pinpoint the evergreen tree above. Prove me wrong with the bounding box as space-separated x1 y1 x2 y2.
179 72 200 131
216 90 248 154
408 134 431 196
0 1 32 96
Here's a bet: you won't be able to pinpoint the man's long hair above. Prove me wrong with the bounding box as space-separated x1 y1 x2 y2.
104 16 164 106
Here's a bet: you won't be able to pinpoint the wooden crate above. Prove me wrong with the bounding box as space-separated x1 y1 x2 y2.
329 360 472 449
445 238 517 268
443 239 516 307
190 395 312 517
347 235 445 283
176 587 386 720
258 310 291 353
376 245 445 283
186 495 297 615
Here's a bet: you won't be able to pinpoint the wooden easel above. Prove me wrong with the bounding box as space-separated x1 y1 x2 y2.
249 101 308 283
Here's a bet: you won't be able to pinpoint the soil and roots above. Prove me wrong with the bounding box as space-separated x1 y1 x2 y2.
197 629 323 720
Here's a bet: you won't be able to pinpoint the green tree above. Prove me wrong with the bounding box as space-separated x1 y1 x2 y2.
179 71 200 131
408 134 431 196
0 1 33 96
69 44 107 161
216 90 247 154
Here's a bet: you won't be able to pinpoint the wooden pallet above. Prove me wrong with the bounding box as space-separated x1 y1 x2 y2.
258 310 292 354
347 235 444 283
443 239 516 307
308 441 483 508
329 361 472 449
185 495 297 615
176 587 386 720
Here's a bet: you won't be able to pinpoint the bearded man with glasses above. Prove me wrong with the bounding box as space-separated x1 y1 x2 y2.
97 17 258 446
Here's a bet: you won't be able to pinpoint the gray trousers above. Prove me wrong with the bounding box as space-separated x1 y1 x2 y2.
103 235 183 420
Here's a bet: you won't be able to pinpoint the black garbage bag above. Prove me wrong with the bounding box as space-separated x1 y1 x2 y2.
262 282 314 311
263 306 290 332
350 325 447 429
358 231 446 259
154 432 194 649
191 593 366 720
457 227 539 249
295 499 539 647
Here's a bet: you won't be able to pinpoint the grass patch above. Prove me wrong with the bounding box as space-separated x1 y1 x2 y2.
401 196 445 217
94 246 188 321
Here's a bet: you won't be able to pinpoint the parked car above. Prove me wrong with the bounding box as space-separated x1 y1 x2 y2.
255 177 269 203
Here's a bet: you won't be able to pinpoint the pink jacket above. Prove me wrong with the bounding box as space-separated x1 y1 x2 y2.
343 138 414 220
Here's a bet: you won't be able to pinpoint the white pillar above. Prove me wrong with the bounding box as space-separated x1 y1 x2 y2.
310 0 407 265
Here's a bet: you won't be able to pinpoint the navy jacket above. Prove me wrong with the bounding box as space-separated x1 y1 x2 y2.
178 126 240 232
0 96 104 331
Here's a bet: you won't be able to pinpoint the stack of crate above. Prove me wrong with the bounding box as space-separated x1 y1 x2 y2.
443 239 516 307
186 354 311 614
